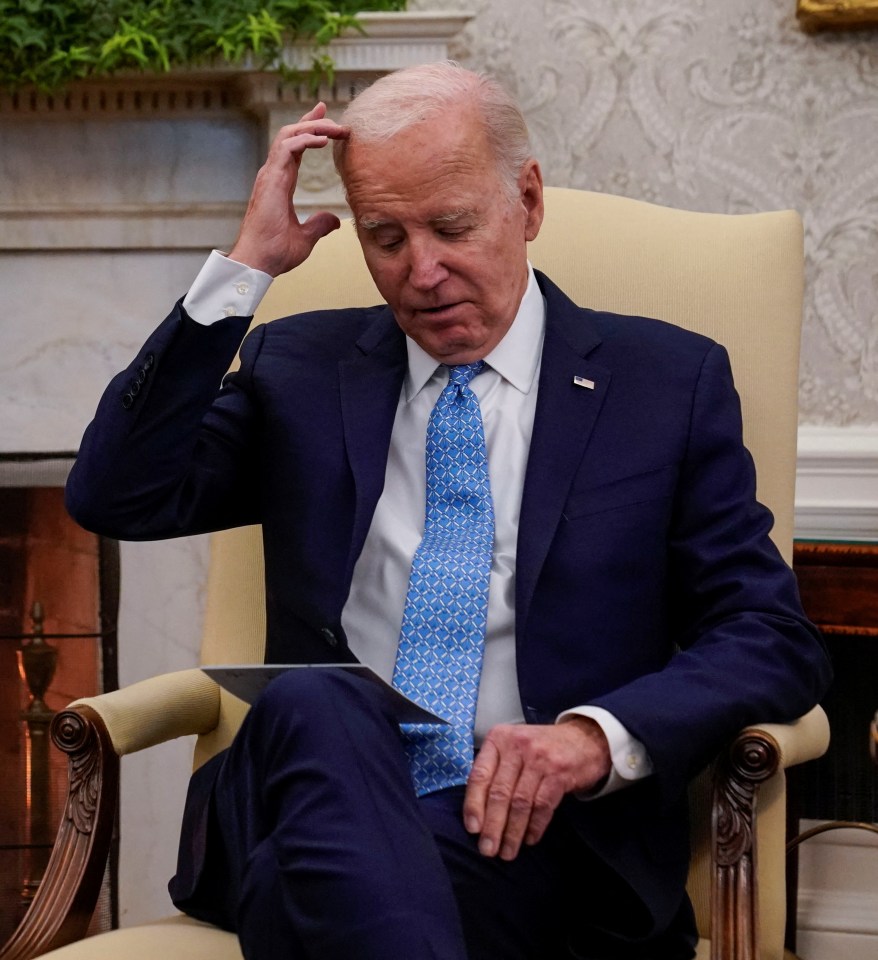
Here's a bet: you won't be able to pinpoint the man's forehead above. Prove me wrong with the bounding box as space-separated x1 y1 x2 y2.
343 111 498 189
345 154 502 229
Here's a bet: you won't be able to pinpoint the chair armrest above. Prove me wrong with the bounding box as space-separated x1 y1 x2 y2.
742 704 830 771
70 667 222 757
0 670 221 960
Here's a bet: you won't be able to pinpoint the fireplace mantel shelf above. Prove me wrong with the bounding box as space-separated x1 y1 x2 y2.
0 12 473 124
0 11 473 252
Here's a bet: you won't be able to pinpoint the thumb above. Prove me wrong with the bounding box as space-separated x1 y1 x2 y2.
300 211 342 249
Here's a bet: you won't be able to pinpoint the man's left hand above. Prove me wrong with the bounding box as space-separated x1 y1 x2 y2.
462 718 612 861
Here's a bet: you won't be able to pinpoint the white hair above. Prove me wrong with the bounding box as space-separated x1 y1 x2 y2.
332 61 532 201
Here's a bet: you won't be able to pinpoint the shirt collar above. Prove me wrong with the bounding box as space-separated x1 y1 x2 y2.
404 264 545 401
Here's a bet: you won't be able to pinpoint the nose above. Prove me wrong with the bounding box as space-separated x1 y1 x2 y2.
406 236 449 291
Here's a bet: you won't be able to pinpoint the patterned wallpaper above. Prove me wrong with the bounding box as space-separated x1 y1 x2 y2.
413 0 878 426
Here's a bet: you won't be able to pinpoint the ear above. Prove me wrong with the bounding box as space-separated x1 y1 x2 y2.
520 160 544 242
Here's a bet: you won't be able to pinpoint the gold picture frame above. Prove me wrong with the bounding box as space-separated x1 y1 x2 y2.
798 0 878 31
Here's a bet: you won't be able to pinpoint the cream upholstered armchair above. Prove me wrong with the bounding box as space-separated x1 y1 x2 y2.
0 188 829 960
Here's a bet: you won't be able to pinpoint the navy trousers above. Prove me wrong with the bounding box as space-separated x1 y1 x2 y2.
170 669 696 960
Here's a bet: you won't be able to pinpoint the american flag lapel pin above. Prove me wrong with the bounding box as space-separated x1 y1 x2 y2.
573 375 595 390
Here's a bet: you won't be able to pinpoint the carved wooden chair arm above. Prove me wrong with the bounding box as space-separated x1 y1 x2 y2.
0 670 221 960
741 707 830 773
0 705 118 960
710 705 830 960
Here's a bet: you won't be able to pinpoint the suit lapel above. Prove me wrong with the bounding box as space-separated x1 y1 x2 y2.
516 275 611 638
339 308 407 582
335 281 611 645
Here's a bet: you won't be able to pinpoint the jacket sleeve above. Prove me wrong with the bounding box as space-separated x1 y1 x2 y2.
591 343 831 803
66 301 265 541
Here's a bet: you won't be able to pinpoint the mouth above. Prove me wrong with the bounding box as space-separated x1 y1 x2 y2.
413 302 464 319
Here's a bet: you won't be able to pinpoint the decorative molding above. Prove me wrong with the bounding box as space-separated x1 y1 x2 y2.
798 889 878 936
0 456 75 487
1 79 243 120
3 203 248 252
795 425 878 541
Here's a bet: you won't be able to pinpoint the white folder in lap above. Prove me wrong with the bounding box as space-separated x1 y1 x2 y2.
202 663 448 725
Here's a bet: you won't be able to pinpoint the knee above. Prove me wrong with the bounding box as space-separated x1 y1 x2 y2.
251 668 338 728
252 667 391 730
232 668 407 781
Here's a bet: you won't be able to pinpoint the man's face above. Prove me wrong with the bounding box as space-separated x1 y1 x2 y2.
343 109 544 364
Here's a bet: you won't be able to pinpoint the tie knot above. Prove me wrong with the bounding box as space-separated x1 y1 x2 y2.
446 361 485 389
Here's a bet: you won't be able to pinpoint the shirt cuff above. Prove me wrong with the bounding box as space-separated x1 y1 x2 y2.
556 705 653 799
182 250 274 325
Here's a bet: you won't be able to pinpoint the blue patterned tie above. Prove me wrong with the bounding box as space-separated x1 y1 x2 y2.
392 362 495 796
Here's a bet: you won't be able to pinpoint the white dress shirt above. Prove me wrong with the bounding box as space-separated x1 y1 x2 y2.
183 253 652 795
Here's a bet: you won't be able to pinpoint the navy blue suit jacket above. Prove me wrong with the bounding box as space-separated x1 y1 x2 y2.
67 270 830 938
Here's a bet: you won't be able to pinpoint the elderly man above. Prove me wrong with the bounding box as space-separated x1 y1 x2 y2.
67 62 830 960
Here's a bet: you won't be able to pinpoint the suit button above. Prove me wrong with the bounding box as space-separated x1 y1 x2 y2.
136 368 146 384
320 627 338 648
121 393 134 409
130 380 141 396
143 353 155 369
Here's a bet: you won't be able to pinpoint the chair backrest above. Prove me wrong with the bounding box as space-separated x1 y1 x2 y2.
193 187 805 956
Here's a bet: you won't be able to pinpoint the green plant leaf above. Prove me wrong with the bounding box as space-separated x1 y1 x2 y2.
0 0 408 92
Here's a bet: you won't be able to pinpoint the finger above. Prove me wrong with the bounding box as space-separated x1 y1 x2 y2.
275 131 331 162
267 130 348 183
275 120 349 150
300 211 342 247
299 101 327 122
522 779 565 848
463 740 500 834
496 764 543 861
476 748 524 858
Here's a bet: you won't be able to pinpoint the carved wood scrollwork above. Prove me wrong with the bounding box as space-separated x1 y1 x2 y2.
710 729 781 960
714 733 779 866
53 710 102 836
0 706 119 960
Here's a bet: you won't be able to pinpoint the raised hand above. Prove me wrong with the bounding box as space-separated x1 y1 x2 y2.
229 103 350 277
462 718 611 861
